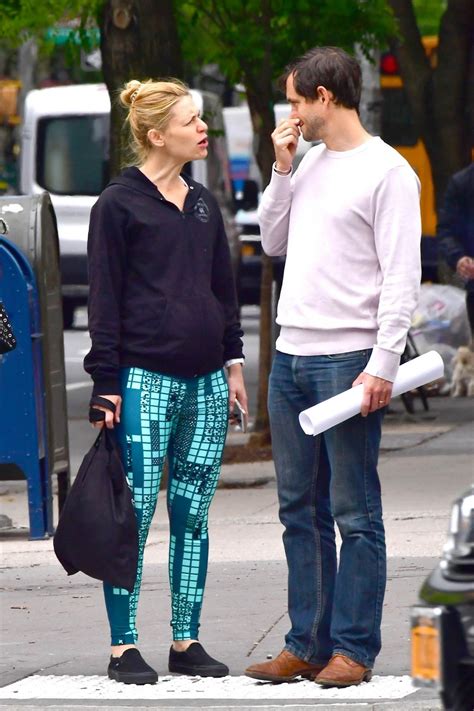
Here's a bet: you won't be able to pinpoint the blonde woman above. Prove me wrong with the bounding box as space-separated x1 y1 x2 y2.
84 79 247 684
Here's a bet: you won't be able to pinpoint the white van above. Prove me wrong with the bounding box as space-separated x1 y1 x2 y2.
20 83 239 326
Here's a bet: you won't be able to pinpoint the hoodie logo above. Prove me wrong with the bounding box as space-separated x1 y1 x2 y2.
194 198 210 223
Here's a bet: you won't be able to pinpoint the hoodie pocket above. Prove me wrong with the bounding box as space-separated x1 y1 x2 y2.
156 294 225 360
121 297 169 349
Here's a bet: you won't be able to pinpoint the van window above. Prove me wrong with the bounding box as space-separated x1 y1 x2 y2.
36 115 109 195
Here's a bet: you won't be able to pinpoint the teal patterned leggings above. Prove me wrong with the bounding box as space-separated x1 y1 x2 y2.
103 366 229 645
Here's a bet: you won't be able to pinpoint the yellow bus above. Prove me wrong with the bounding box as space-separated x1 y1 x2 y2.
380 37 438 278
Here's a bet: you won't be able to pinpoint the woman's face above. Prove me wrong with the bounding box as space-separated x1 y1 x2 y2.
156 94 208 162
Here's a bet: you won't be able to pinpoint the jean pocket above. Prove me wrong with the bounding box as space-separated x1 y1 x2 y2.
326 349 371 361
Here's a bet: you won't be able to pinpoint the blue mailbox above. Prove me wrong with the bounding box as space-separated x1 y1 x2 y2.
0 193 70 540
0 236 53 538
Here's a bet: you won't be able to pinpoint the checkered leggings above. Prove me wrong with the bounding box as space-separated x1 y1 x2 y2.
103 366 229 645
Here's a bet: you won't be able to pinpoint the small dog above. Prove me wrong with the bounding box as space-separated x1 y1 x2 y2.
450 346 474 397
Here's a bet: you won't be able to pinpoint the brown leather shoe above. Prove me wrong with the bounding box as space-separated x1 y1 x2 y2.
245 649 325 682
314 653 372 688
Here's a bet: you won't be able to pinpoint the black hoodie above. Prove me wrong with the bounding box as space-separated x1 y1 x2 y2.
84 167 243 396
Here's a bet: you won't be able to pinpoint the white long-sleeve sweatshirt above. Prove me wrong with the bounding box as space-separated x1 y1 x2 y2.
259 136 422 382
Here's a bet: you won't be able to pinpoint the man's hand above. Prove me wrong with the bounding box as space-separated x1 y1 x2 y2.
352 373 393 417
226 364 248 418
271 118 301 173
91 395 122 429
456 256 474 280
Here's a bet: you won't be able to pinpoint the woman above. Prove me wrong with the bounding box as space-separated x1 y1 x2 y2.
84 78 247 684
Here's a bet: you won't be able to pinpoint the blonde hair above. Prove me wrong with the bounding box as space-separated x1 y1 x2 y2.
119 78 190 163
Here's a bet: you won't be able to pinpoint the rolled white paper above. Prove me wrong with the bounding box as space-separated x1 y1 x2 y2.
299 350 444 436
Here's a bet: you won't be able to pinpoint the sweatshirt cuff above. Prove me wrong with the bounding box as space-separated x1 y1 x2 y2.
266 163 293 200
92 379 122 397
364 346 401 383
225 358 244 368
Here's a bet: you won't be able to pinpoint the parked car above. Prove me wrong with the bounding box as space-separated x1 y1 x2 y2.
20 84 240 327
411 486 474 711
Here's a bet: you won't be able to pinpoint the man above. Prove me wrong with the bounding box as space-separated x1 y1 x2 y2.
437 163 474 336
245 47 421 688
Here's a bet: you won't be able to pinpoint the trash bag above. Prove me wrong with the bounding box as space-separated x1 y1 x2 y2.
53 427 138 592
410 285 472 391
411 284 471 352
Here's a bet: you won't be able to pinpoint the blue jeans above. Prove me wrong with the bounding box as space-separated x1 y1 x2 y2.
268 350 386 669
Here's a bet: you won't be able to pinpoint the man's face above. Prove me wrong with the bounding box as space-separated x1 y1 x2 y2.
286 73 325 142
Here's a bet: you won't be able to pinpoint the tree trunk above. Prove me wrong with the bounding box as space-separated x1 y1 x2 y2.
99 0 183 177
431 0 474 202
243 5 275 447
245 88 275 446
387 0 474 206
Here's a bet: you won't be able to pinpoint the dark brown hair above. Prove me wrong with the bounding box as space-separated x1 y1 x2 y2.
280 46 362 111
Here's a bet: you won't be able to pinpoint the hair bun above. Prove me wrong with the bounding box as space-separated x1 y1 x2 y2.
120 80 142 108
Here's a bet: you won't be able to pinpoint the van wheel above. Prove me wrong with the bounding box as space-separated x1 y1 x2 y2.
62 299 76 329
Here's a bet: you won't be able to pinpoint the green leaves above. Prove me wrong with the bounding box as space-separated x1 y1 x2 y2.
178 0 397 85
1 0 101 45
413 0 447 34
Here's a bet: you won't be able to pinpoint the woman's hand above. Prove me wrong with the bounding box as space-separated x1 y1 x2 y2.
91 395 122 429
226 364 248 417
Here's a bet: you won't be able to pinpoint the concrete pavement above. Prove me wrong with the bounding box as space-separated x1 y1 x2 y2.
1 394 473 709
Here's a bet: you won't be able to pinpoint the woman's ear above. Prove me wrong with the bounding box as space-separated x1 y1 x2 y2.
147 128 165 148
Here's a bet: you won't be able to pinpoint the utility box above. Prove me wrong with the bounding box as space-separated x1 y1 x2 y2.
0 193 70 538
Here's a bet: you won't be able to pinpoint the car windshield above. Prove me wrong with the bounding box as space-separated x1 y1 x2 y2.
36 115 109 195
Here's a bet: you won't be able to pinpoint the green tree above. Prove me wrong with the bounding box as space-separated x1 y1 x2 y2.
2 0 183 176
413 0 447 35
388 0 473 204
179 0 396 445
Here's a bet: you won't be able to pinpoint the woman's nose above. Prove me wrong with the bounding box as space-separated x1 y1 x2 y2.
198 118 208 131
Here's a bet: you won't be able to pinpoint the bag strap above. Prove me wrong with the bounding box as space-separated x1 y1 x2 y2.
89 395 117 423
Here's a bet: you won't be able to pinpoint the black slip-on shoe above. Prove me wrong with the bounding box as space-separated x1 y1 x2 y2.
108 648 158 685
168 642 229 677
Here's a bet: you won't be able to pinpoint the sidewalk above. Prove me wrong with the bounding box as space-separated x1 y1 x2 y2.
1 394 473 710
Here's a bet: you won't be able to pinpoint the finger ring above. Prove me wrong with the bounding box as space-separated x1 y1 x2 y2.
378 400 384 404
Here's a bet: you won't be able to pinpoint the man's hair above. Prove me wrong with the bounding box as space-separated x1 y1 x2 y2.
280 46 362 111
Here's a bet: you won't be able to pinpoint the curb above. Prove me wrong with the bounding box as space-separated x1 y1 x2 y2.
0 703 443 711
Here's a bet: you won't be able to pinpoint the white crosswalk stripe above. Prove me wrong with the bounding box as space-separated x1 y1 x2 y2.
0 674 417 700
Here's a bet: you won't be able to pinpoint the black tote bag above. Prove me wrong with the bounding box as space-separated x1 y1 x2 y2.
54 426 138 592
